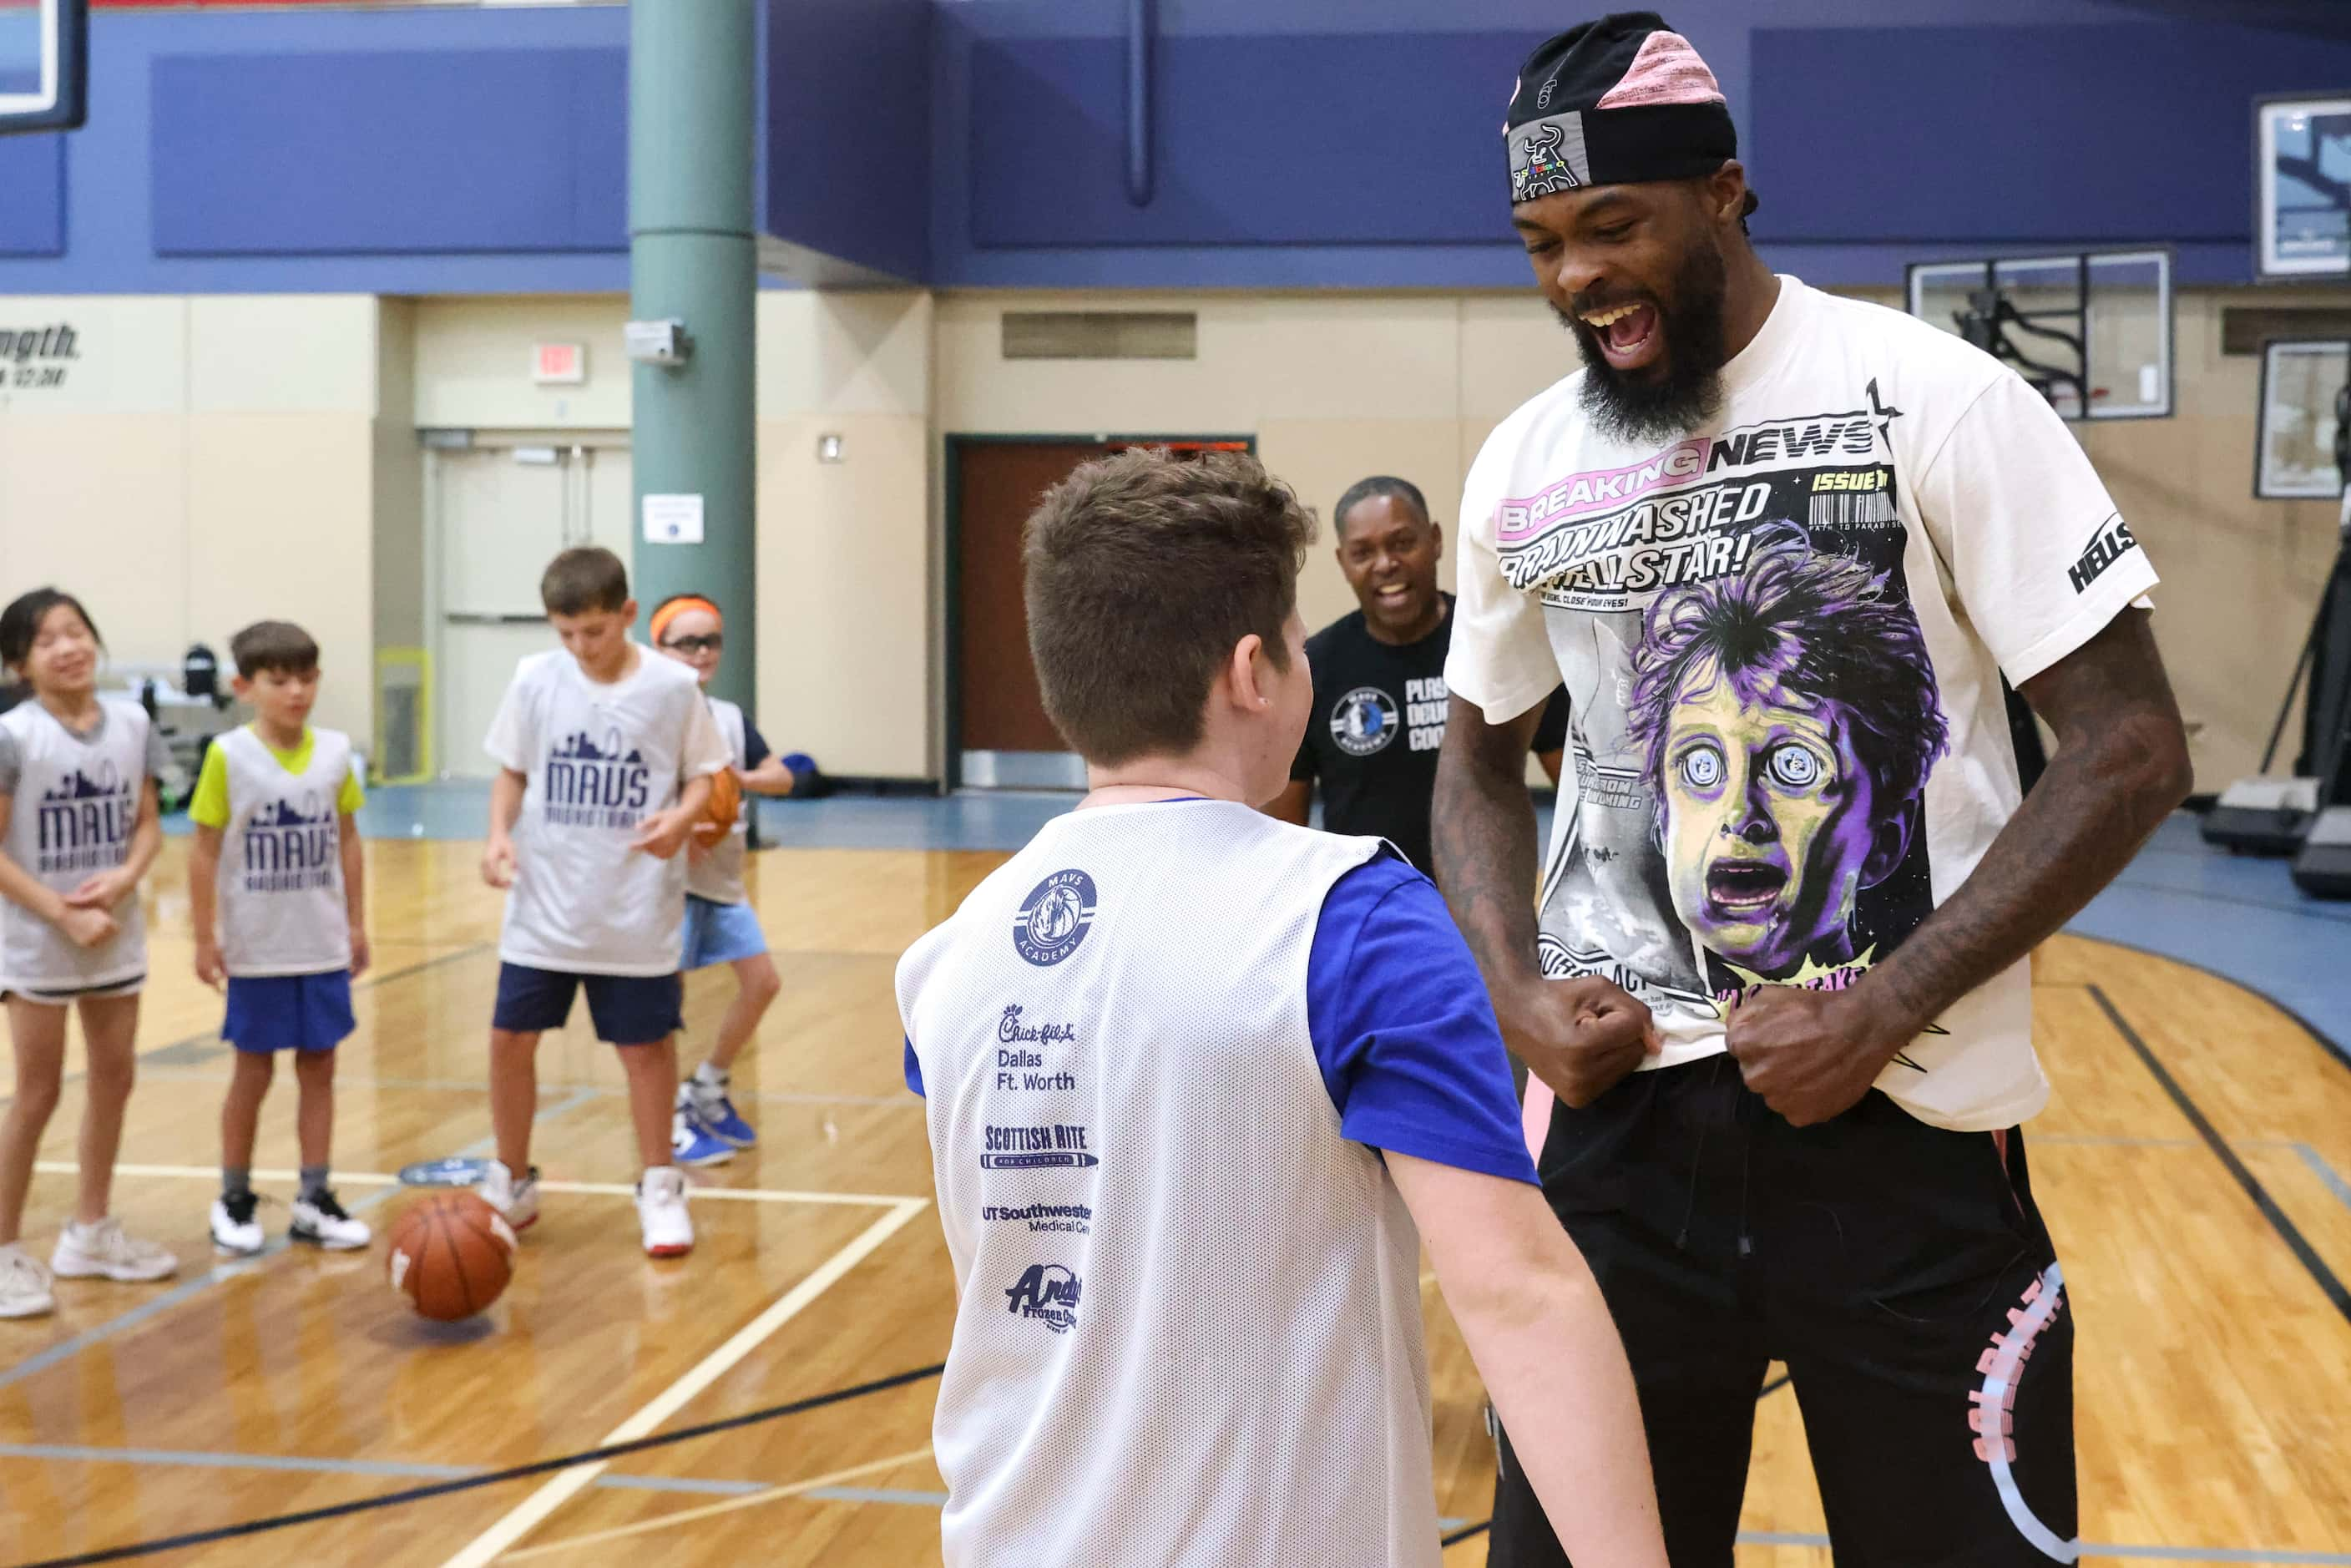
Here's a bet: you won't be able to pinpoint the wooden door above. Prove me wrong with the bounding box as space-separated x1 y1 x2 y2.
950 438 1248 787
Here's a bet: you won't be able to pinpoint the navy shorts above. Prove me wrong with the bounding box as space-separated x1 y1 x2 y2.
222 971 355 1055
493 963 682 1045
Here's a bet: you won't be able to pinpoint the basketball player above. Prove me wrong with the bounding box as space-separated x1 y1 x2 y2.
474 549 730 1257
1268 475 1568 874
1435 14 2192 1564
897 448 1666 1567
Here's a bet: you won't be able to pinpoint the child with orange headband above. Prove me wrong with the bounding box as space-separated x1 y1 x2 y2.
650 594 797 1165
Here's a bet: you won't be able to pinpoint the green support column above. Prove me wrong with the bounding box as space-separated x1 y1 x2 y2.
629 0 757 715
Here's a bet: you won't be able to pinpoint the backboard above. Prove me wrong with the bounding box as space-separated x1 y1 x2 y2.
2257 95 2351 282
0 0 86 136
1906 250 2173 422
2255 339 2348 501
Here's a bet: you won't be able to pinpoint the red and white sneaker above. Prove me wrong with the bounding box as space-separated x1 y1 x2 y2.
635 1166 693 1258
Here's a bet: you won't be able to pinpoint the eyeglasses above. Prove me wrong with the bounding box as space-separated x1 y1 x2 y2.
661 634 723 654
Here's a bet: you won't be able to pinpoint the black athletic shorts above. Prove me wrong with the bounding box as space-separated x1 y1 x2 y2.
1491 1055 2076 1568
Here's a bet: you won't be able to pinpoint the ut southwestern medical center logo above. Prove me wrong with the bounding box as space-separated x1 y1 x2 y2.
1013 869 1096 967
1004 1263 1082 1333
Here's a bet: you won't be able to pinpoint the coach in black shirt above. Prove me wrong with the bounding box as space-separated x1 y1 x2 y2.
1271 476 1565 873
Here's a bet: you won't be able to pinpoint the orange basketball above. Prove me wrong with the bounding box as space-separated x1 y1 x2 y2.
693 767 741 846
386 1191 516 1322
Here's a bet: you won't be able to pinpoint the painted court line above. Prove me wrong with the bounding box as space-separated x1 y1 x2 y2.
36 1161 925 1209
0 1442 771 1500
494 1445 937 1562
440 1197 930 1568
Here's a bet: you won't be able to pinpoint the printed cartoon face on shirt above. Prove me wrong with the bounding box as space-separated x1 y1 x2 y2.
544 726 652 830
1625 524 1946 989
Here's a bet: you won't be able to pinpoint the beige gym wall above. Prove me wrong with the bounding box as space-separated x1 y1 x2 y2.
933 291 1571 645
938 286 2337 791
0 293 379 745
402 290 933 780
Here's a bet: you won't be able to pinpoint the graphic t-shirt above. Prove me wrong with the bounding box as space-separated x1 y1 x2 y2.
685 694 773 908
1448 276 2158 1132
483 645 730 976
1292 594 1568 873
0 697 168 991
190 726 365 977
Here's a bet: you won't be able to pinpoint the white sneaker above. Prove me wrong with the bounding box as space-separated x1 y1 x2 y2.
210 1191 265 1257
289 1190 372 1252
635 1166 693 1258
476 1162 540 1233
0 1243 55 1318
51 1217 179 1282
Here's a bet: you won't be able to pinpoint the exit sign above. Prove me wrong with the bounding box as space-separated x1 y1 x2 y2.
533 343 586 385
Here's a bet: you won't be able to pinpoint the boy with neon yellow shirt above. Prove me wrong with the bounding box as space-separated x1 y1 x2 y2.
187 621 372 1256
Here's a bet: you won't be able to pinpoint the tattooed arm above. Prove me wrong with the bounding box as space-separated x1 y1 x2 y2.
1727 609 2191 1123
1434 694 1658 1107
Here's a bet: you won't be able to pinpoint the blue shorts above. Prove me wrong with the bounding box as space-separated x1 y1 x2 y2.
680 895 769 970
493 963 682 1045
222 971 355 1055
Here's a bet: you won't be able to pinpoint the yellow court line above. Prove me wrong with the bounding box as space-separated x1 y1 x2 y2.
440 1197 933 1568
495 1444 937 1562
35 1162 928 1210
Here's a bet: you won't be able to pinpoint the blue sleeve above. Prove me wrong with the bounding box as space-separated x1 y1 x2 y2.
904 1037 924 1098
1306 857 1537 1185
744 721 772 771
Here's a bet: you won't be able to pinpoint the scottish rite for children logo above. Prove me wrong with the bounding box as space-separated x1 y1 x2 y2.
1013 869 1096 967
1332 687 1400 757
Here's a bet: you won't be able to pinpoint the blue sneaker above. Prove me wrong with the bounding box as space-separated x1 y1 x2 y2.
670 1108 736 1168
685 1081 758 1149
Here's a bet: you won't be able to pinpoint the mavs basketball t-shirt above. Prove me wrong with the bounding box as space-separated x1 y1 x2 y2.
1448 276 2158 1131
483 645 729 976
1293 594 1565 873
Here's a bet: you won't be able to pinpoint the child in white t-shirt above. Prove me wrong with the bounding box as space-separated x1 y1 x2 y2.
474 549 730 1258
648 594 798 1166
188 620 372 1258
0 588 177 1320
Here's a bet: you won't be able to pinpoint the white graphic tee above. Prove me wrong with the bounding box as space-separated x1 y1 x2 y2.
1449 277 2158 1131
483 645 729 976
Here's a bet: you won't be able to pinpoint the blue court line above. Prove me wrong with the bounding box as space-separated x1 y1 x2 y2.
0 1442 767 1499
2021 1136 2351 1220
803 1485 951 1506
128 1065 920 1111
0 1089 598 1391
2295 1145 2351 1215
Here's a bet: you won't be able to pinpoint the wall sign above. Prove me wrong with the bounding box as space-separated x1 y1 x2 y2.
642 493 705 544
0 322 78 392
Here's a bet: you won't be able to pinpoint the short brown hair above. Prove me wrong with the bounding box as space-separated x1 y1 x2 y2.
541 547 629 616
229 620 319 679
1023 448 1314 765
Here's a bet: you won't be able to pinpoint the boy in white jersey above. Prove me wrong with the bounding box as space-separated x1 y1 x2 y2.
648 594 798 1166
189 621 372 1256
0 589 178 1319
474 549 730 1257
897 449 1666 1568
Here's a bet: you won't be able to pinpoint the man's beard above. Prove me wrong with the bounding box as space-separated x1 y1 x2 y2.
1557 238 1731 446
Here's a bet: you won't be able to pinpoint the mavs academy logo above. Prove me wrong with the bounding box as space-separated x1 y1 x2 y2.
1331 687 1399 757
242 793 337 894
1004 1263 1082 1333
1013 869 1096 967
